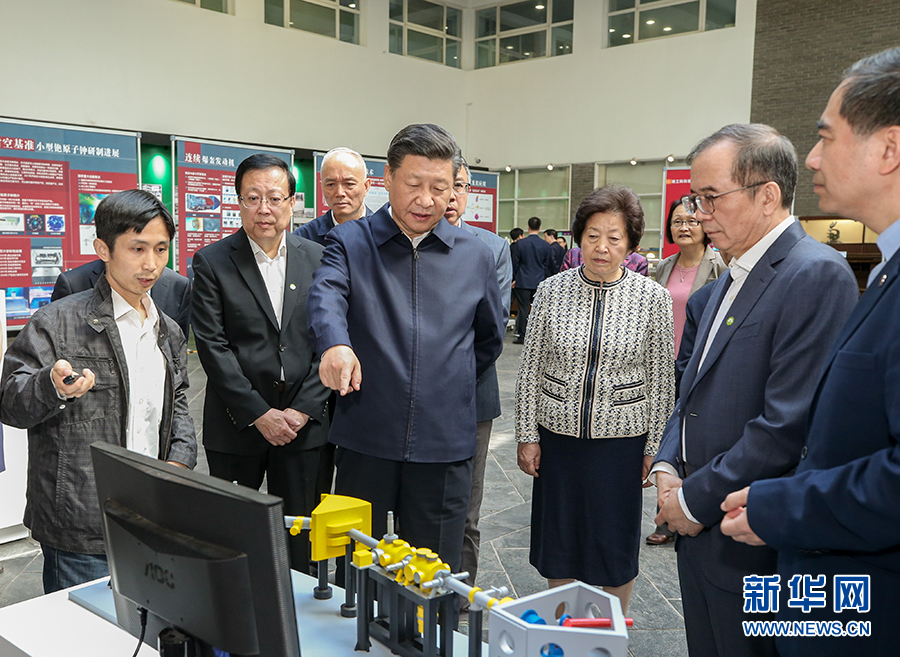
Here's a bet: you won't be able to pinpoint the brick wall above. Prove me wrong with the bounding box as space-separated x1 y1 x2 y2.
750 0 900 217
569 162 596 222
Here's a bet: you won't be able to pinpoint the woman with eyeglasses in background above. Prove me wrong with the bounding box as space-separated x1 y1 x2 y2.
655 200 727 358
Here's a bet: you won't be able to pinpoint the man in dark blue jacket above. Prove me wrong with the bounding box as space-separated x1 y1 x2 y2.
308 124 504 572
511 216 551 343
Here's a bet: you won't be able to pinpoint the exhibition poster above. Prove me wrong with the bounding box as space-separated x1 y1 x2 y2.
0 120 138 327
312 155 500 234
465 169 499 234
174 139 292 277
663 167 692 258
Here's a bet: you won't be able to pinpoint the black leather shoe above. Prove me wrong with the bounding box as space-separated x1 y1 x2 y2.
646 532 675 546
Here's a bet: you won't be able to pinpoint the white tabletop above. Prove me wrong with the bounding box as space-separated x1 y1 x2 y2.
0 572 481 656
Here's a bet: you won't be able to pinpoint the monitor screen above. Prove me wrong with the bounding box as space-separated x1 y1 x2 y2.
91 443 301 657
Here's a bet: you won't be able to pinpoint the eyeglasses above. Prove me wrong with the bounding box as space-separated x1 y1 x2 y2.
681 181 768 215
453 182 471 194
671 219 701 228
239 194 291 209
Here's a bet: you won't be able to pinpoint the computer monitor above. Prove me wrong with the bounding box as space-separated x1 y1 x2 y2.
91 443 301 657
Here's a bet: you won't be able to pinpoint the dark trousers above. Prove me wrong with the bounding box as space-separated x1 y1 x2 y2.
514 287 536 337
41 545 108 594
334 446 473 572
206 443 329 573
461 420 492 600
677 536 778 657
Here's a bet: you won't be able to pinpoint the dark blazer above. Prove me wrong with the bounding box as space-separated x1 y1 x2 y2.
654 220 858 592
307 205 504 463
674 280 716 395
748 247 900 656
512 234 552 289
291 206 374 246
547 241 565 276
52 260 192 339
460 220 512 422
191 229 329 455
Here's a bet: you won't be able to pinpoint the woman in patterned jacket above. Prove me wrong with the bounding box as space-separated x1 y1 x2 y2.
516 184 675 614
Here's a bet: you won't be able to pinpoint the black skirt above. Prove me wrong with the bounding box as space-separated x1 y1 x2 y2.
529 426 646 586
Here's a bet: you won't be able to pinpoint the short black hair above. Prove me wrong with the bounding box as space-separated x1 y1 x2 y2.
687 123 797 210
572 185 644 252
665 198 710 246
387 124 458 175
95 189 174 253
527 216 541 230
235 154 295 197
840 47 900 136
544 229 558 239
510 227 524 240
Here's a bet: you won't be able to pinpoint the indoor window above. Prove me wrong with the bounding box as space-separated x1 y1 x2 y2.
389 0 463 68
265 0 362 45
607 0 735 47
476 0 573 69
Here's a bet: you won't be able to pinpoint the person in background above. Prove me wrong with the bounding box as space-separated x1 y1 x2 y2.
516 184 675 615
543 228 565 274
556 235 568 252
656 200 728 358
0 189 197 593
444 153 512 609
511 216 552 343
52 258 192 340
293 147 372 245
623 250 649 275
560 243 583 271
509 227 525 322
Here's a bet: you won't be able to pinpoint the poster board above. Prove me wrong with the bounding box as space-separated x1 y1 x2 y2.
173 138 292 278
312 156 500 234
662 167 692 259
464 169 499 234
0 120 139 327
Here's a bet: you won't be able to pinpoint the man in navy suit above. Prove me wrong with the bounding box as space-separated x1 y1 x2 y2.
721 48 900 656
650 124 858 657
52 257 192 340
444 154 511 601
292 147 372 245
511 216 551 343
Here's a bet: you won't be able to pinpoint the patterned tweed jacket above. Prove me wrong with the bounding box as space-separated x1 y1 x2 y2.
515 266 675 455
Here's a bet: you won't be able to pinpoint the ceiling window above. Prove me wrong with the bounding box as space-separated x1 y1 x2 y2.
265 0 362 45
475 0 573 70
607 0 735 48
388 1 462 68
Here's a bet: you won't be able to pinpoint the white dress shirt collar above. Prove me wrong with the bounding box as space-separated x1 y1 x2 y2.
728 215 796 283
